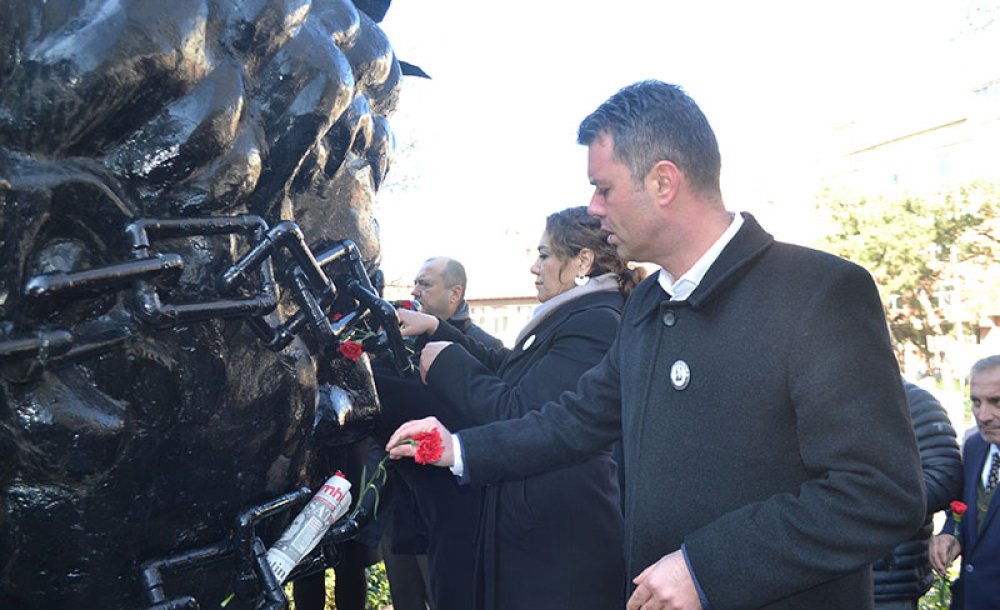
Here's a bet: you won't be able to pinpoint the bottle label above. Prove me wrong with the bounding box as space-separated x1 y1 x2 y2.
264 472 352 584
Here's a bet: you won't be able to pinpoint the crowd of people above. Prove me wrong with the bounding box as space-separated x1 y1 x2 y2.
305 80 1000 610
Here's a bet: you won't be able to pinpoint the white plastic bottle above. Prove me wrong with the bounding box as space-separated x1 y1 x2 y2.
264 471 352 584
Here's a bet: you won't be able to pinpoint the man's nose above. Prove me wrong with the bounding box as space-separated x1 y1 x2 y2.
588 195 605 217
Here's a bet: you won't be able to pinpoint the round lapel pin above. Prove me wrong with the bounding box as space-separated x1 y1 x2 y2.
670 360 690 390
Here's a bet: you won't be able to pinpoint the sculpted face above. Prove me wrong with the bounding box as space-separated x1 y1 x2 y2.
0 1 401 608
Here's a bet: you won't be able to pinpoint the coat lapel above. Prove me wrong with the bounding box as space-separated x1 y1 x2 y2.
979 445 1000 542
965 437 991 552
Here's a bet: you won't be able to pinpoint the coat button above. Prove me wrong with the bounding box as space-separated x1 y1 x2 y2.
662 311 677 327
966 564 974 573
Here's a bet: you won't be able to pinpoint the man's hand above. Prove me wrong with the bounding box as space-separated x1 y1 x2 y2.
397 308 439 336
418 341 451 384
929 533 961 574
627 550 703 610
386 416 456 467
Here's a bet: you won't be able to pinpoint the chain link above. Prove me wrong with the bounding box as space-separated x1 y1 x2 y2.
0 215 411 376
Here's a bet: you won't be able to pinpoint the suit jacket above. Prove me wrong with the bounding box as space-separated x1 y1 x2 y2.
458 213 925 610
426 289 625 610
946 433 1000 610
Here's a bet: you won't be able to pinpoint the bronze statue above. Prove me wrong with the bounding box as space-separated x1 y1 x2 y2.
0 1 414 607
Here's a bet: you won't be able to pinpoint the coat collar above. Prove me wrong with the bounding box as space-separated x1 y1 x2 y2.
631 212 775 325
512 290 623 353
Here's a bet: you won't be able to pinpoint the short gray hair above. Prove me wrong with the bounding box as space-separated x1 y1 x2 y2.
971 354 1000 377
577 80 722 198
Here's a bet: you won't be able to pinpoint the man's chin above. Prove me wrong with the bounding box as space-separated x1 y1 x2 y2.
980 428 1000 445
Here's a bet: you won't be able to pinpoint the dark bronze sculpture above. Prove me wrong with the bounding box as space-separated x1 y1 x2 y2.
0 1 413 608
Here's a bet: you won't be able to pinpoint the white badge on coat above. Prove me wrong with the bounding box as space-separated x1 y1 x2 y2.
522 334 536 350
670 359 690 390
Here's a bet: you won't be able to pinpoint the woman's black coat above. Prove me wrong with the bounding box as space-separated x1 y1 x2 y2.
425 289 626 610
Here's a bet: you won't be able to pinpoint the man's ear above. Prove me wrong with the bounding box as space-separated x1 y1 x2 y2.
448 284 464 307
648 160 681 202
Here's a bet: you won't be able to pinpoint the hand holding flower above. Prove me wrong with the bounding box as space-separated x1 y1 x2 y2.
386 417 456 467
930 533 961 574
928 500 968 605
350 425 447 523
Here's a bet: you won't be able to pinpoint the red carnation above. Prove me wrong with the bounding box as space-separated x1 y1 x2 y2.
397 300 418 311
412 428 444 465
951 500 968 516
338 340 364 361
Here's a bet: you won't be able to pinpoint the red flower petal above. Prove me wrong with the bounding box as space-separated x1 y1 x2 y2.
951 500 968 516
413 428 444 464
338 340 364 361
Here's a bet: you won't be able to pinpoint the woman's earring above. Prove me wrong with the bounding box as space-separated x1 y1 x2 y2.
574 274 590 286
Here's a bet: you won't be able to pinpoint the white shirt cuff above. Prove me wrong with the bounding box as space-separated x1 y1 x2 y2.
449 433 465 478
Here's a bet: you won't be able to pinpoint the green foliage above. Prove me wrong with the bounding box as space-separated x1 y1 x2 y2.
283 563 392 609
816 180 1000 372
918 565 957 610
366 562 393 609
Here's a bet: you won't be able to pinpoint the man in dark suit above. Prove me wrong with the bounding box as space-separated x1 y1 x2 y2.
373 256 502 610
930 355 1000 610
388 80 925 610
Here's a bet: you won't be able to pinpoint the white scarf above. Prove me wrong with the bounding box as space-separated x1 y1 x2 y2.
514 273 620 346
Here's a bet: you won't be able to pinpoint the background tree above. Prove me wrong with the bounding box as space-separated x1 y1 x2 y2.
816 180 1000 377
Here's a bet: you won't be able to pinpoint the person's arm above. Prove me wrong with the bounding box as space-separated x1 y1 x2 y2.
429 316 510 371
456 329 625 484
388 326 625 485
905 381 963 513
424 306 621 424
681 261 925 609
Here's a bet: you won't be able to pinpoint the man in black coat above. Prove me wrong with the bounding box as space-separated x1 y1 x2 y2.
388 81 925 610
372 256 502 610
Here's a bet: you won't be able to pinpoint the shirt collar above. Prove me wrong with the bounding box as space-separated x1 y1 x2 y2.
658 212 744 301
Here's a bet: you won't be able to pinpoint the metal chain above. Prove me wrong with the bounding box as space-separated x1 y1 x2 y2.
0 215 411 376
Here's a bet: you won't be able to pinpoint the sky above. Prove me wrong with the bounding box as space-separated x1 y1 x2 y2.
373 0 995 294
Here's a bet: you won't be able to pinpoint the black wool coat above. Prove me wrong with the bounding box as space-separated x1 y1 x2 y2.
372 319 499 610
426 289 626 610
459 214 926 610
